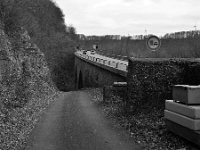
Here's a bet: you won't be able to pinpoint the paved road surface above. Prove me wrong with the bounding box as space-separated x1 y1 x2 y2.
25 91 141 150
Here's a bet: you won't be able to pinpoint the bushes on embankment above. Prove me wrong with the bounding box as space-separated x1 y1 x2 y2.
127 58 200 111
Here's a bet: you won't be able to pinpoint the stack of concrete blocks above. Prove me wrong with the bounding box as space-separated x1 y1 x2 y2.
165 85 200 147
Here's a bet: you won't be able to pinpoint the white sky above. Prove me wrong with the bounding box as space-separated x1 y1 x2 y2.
54 0 200 36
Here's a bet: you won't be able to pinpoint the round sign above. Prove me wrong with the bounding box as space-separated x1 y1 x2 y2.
146 35 161 51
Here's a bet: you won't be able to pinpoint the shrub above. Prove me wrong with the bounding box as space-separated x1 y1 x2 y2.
127 58 200 111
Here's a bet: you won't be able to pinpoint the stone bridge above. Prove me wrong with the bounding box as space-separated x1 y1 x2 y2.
74 50 128 89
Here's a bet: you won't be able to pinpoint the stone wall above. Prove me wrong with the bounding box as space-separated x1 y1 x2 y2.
127 58 200 110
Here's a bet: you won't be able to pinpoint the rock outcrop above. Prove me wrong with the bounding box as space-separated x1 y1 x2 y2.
0 21 56 150
0 24 52 108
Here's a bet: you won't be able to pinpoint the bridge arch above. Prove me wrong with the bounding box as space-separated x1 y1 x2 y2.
78 71 83 89
75 66 78 89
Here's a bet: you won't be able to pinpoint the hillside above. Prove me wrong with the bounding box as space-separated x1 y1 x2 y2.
1 0 77 91
79 34 200 58
0 0 76 149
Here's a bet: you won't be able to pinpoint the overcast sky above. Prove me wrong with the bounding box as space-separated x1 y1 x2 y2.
54 0 200 36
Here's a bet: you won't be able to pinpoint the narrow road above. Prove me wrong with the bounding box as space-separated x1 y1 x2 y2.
25 91 141 150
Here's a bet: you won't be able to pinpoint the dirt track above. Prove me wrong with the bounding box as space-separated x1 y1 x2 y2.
25 91 140 150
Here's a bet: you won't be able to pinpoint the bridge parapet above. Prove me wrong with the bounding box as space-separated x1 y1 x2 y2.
75 50 128 73
75 50 128 88
96 50 128 61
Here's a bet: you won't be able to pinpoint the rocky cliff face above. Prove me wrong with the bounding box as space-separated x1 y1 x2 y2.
0 22 56 149
0 24 52 108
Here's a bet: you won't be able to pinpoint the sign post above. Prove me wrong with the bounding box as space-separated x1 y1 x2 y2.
146 35 161 51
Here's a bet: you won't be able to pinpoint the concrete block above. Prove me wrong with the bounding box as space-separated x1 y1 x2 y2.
113 82 127 87
164 110 200 130
166 100 200 119
173 85 200 104
166 119 200 148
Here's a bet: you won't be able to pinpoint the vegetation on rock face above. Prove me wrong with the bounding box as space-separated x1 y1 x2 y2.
0 0 78 91
0 19 57 150
0 0 76 149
